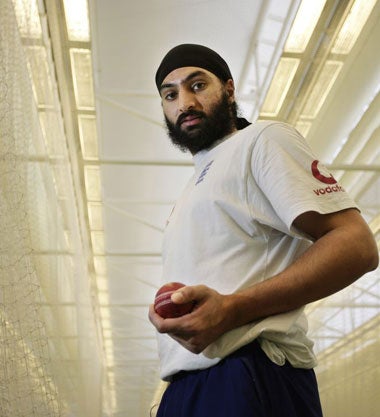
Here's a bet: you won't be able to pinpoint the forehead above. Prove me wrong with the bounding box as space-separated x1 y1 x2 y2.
161 66 218 86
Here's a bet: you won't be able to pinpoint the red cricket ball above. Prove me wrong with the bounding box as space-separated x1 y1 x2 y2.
154 282 194 319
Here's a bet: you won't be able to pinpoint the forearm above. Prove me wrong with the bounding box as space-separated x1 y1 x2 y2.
149 210 378 354
227 218 379 329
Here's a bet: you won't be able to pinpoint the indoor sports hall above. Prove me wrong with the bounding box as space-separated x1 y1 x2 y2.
0 0 379 416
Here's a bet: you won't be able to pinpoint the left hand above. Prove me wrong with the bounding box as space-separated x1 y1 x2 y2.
148 284 235 354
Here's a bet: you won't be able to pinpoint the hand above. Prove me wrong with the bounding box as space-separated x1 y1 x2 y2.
148 285 235 354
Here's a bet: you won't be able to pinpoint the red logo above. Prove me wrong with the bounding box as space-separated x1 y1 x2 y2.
311 160 337 184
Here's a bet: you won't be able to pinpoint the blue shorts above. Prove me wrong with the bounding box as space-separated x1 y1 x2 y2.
157 340 323 417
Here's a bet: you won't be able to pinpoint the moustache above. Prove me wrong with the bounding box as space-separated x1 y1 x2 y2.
176 110 206 127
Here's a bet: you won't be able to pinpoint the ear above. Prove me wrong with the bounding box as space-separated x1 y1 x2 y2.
225 79 235 103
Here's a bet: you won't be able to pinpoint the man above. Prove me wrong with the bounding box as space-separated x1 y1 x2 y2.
148 44 379 417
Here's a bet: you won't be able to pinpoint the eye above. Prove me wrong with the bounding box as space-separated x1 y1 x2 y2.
192 81 206 91
163 91 177 101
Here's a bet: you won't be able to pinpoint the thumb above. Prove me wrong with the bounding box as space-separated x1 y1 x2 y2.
171 288 188 304
171 285 207 304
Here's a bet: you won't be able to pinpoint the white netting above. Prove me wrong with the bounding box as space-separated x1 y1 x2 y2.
0 0 103 415
308 266 380 417
0 1 61 415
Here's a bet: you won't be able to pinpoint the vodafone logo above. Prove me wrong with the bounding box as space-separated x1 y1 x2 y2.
311 160 345 196
311 160 337 184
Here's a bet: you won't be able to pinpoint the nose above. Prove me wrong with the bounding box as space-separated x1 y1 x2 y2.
178 89 196 113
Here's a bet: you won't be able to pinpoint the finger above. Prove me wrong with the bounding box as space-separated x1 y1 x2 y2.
149 304 177 329
171 284 207 304
169 333 205 354
170 289 186 304
148 304 164 326
149 304 191 334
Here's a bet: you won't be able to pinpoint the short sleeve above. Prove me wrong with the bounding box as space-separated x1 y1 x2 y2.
250 122 358 232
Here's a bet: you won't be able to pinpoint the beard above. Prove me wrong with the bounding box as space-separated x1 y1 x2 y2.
164 93 238 155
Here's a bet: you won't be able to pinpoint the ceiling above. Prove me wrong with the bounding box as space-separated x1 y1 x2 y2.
8 0 380 416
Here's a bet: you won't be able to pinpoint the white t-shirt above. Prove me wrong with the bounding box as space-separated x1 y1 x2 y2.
157 121 358 381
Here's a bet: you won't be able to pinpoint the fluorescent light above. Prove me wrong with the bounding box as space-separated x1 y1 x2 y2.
84 165 102 201
70 48 95 110
102 329 113 339
98 290 110 306
332 0 377 54
104 339 114 349
88 202 104 230
106 373 118 412
78 115 99 160
260 57 300 117
105 343 115 368
94 256 107 275
108 380 117 410
107 371 116 385
96 277 109 292
91 230 105 254
62 0 90 42
100 307 110 321
301 60 343 118
284 0 327 53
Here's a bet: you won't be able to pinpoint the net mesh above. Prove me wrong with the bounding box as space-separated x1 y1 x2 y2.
0 0 103 415
307 266 380 417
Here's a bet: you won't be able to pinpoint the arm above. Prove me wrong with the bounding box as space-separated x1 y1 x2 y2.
149 208 378 353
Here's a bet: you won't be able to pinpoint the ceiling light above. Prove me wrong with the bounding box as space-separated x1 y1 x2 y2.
108 384 117 410
70 48 95 110
84 166 102 201
91 231 105 254
105 344 115 368
300 60 343 118
102 329 112 339
284 0 327 53
107 371 115 386
96 277 109 292
98 290 110 306
88 202 104 230
78 115 99 160
332 0 377 54
62 0 90 42
100 307 110 321
94 256 107 275
260 57 300 117
104 339 114 349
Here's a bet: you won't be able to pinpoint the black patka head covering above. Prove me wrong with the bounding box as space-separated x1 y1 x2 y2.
155 43 251 130
155 44 233 90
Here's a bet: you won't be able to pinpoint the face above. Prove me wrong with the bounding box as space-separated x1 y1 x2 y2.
159 67 237 154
